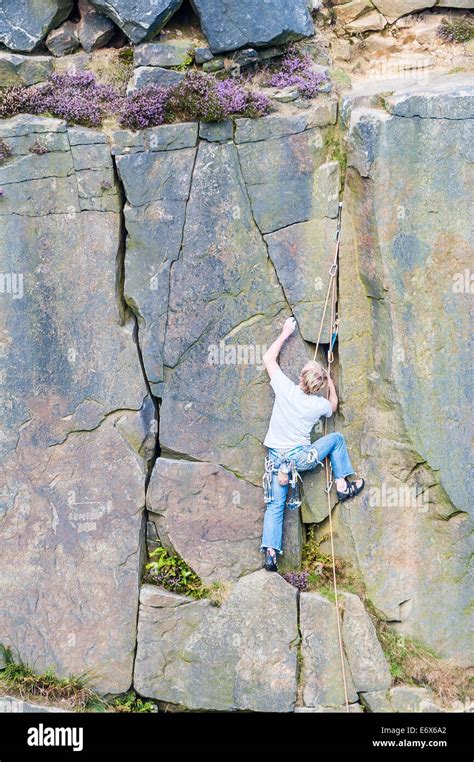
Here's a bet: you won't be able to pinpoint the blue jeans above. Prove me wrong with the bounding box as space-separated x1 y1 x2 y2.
261 432 355 555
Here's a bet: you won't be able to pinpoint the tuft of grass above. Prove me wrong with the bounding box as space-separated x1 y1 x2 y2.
207 580 232 607
89 49 134 95
0 645 99 711
144 544 208 599
366 612 473 706
0 646 158 712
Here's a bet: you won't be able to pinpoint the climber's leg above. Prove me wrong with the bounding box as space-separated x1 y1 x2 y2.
309 431 354 477
309 432 364 498
261 470 288 560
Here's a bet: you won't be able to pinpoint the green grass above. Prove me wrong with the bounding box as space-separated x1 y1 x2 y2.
0 645 157 712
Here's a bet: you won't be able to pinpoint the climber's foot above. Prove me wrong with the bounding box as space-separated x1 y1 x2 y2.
336 477 365 503
264 548 278 572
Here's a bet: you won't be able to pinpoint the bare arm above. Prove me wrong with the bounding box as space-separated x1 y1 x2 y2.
326 373 338 413
263 317 296 378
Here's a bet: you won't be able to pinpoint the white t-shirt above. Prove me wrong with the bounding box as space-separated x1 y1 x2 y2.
263 366 332 449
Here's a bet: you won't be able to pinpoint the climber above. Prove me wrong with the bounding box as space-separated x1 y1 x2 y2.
261 316 365 572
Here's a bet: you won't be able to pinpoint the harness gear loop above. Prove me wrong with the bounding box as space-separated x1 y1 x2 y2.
311 200 350 713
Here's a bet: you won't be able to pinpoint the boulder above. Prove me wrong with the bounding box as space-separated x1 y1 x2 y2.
77 0 115 53
127 65 184 92
45 21 80 56
0 52 53 87
300 592 358 706
88 0 184 43
0 116 151 694
360 686 450 713
146 458 264 583
345 10 387 32
134 40 192 68
134 570 298 711
190 0 314 54
0 0 74 52
340 592 391 692
372 1 436 23
332 74 474 664
334 0 374 25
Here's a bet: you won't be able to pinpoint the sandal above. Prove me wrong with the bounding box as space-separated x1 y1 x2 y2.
336 477 365 503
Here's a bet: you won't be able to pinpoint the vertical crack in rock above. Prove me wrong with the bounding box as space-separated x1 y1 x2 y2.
234 145 295 322
112 154 162 685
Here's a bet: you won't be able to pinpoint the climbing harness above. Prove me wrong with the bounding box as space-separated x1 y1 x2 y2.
312 200 351 713
263 451 302 511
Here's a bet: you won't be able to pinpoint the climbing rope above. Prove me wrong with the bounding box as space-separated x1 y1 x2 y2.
312 201 350 713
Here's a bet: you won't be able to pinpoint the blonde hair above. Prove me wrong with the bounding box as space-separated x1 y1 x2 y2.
299 361 328 395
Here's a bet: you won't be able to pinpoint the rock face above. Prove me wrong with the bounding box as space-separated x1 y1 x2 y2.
89 0 184 43
114 104 337 503
190 0 314 54
146 458 264 582
329 74 473 665
0 116 152 694
0 53 53 87
134 571 299 711
0 0 74 52
300 592 358 706
340 592 391 693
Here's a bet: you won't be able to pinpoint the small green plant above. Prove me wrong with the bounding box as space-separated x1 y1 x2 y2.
112 690 156 713
173 49 194 72
144 545 207 598
438 17 474 44
325 131 347 179
118 47 134 64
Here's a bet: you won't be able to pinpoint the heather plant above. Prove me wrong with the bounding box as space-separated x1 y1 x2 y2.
0 139 12 163
215 78 270 118
26 72 122 127
119 84 169 129
29 138 48 155
0 86 28 120
0 69 270 131
167 70 270 122
265 48 329 98
166 70 227 122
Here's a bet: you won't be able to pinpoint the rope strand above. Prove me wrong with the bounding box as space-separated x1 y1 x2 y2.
312 201 349 712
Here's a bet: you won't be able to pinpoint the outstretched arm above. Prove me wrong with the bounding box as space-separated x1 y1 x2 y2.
263 317 296 378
